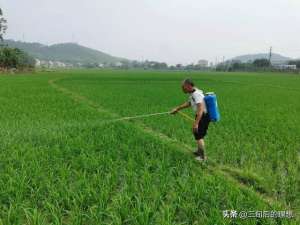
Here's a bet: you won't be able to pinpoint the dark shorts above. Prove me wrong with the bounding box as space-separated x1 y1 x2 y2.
193 113 210 140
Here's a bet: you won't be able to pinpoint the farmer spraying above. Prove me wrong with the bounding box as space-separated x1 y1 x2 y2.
171 78 210 161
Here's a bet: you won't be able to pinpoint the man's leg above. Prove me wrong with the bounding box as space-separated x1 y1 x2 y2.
196 138 205 159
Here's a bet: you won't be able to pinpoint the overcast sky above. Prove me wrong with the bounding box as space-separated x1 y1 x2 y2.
1 0 300 64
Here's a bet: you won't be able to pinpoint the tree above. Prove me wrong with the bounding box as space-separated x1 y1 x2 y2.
0 8 7 41
230 60 244 71
150 62 167 70
253 58 270 68
0 47 35 69
176 64 182 69
288 60 300 69
15 48 35 68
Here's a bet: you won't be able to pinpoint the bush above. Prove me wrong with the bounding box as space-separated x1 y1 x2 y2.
253 58 270 68
0 46 35 70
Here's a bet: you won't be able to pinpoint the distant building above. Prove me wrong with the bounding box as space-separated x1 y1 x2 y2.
35 59 41 67
197 59 209 67
35 59 68 68
53 61 66 68
274 64 297 70
48 61 54 68
115 62 123 67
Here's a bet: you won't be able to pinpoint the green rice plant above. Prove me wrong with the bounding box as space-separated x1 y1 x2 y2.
0 70 298 224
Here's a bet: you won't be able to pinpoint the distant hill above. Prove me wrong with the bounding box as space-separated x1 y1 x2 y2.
2 39 127 64
231 53 291 64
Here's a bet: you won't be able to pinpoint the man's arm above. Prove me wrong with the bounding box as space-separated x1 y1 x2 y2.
170 102 191 114
193 102 204 133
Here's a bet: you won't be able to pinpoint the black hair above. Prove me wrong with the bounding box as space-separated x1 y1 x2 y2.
182 78 194 87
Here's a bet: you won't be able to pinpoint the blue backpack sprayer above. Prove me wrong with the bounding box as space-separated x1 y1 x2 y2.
204 92 220 122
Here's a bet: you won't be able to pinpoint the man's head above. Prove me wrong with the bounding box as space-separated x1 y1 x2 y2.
182 78 195 93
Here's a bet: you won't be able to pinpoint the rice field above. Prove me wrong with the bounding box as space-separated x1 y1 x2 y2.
0 69 299 225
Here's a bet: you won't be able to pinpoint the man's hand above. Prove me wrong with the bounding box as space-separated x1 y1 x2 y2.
192 123 198 133
170 102 190 115
170 107 179 115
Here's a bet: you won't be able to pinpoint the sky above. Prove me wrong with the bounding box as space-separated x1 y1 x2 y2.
1 0 300 64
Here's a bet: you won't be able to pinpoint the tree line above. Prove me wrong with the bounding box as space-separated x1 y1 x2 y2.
0 8 35 71
82 60 212 71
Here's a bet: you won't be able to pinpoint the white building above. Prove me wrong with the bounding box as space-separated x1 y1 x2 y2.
35 59 41 67
115 62 123 67
274 64 297 70
197 59 209 67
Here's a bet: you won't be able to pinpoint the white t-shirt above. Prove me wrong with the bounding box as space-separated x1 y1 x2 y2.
189 88 207 113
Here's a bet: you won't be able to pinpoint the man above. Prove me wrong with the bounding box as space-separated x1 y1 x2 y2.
171 78 210 161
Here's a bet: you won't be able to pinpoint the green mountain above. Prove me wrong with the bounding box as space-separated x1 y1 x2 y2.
3 39 127 64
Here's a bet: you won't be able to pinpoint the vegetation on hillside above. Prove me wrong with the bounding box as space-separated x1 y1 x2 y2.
3 39 126 65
